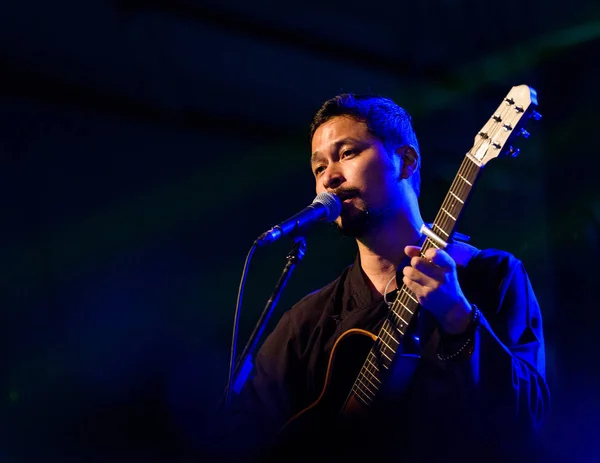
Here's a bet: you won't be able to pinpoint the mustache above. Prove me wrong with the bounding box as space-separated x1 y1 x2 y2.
331 187 361 201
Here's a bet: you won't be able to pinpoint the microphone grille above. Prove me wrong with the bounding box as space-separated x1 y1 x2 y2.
312 192 342 222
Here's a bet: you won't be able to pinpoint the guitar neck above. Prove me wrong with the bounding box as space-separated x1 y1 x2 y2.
349 155 484 406
388 154 484 337
428 154 483 246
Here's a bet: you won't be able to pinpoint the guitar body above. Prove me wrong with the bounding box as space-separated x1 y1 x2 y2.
278 328 420 449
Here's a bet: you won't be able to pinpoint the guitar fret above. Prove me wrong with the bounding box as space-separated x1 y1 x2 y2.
432 224 449 237
366 356 381 371
389 319 405 336
450 191 464 203
359 370 380 391
380 327 399 346
458 174 472 186
378 336 395 353
441 207 457 221
370 352 388 369
356 376 376 396
353 382 374 401
401 290 418 306
352 387 372 406
378 349 393 363
367 372 382 384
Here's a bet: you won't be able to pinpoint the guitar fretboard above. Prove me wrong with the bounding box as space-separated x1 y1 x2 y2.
350 155 483 406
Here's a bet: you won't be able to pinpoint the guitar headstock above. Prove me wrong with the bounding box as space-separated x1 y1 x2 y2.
470 85 541 165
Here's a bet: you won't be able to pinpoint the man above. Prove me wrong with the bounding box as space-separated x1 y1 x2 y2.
220 94 549 462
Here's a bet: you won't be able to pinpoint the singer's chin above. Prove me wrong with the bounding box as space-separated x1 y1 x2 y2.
334 204 394 238
334 209 370 238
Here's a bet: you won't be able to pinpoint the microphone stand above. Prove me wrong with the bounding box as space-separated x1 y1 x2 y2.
225 235 307 408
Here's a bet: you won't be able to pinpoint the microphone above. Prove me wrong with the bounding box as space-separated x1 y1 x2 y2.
255 192 341 246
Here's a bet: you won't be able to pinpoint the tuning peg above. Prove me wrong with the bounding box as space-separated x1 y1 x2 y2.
519 128 531 139
507 146 520 158
531 111 542 121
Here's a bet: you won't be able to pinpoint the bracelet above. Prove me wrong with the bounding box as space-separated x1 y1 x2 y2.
436 304 481 361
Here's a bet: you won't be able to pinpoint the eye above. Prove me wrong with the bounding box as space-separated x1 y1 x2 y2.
341 149 356 158
314 165 326 175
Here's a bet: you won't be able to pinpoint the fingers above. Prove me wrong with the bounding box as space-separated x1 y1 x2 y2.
404 246 456 274
402 244 466 324
402 266 430 288
404 245 421 258
425 246 455 268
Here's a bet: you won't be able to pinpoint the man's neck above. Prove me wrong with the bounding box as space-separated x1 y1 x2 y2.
356 213 423 297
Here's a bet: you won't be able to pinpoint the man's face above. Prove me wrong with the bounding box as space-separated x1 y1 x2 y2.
311 116 403 237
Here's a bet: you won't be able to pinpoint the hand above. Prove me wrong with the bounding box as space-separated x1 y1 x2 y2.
402 245 472 335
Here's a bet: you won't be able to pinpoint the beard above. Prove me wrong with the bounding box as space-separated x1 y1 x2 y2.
331 188 395 239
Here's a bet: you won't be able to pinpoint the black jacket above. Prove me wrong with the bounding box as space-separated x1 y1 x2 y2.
217 243 549 462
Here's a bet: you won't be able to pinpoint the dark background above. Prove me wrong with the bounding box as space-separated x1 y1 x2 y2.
1 1 599 461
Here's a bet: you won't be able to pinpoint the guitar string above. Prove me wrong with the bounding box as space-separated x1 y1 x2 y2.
351 153 476 402
352 152 477 401
351 98 525 402
353 153 470 400
392 100 520 338
356 131 492 395
387 148 481 330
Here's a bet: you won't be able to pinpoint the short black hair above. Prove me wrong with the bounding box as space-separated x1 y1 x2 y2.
310 93 421 197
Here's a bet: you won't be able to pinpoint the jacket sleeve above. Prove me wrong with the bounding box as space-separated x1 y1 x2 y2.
470 256 550 432
408 252 550 456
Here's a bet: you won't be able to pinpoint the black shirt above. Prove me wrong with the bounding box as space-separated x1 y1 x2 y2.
219 242 549 462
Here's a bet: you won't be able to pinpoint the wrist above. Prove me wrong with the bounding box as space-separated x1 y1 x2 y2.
437 304 481 361
440 303 481 338
440 300 473 335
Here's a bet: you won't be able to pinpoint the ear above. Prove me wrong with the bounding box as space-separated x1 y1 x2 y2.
396 145 419 180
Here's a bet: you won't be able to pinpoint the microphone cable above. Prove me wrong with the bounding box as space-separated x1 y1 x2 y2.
224 240 258 409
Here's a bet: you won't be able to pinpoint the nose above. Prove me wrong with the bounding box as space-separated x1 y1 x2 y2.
321 163 345 191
